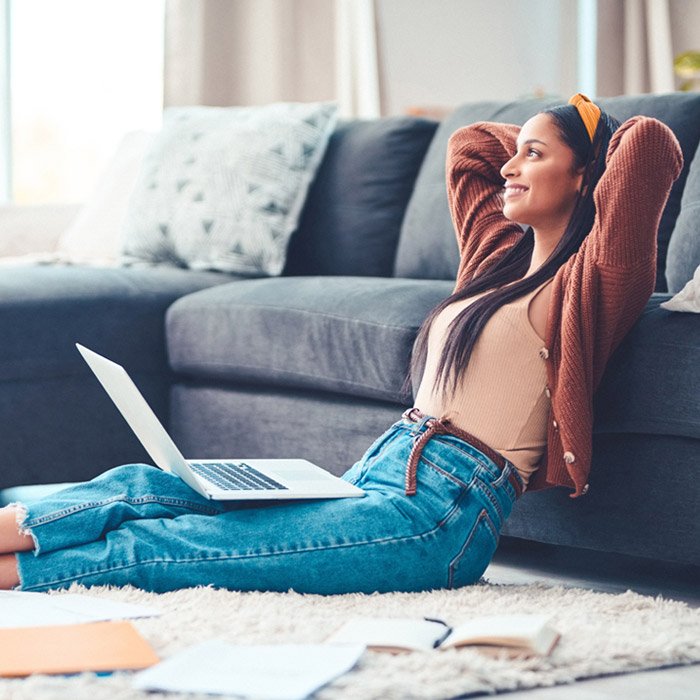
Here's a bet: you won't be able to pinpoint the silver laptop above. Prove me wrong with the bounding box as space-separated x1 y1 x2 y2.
76 344 364 501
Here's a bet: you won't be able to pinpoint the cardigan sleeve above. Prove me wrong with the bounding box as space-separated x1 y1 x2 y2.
590 116 683 268
571 116 683 361
446 122 525 290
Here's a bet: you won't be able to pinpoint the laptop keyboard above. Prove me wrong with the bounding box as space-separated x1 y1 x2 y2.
189 461 288 491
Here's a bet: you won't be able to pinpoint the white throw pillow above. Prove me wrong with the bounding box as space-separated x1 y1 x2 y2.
661 263 700 313
120 102 338 276
56 131 153 264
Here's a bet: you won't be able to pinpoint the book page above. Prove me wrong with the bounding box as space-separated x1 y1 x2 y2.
444 614 559 655
327 617 450 652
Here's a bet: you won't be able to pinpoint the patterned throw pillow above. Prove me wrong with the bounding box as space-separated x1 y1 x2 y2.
120 102 338 276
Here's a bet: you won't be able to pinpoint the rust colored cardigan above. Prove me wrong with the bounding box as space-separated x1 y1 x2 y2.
446 116 683 497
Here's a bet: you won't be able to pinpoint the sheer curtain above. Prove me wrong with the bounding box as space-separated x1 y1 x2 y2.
164 0 338 108
335 0 380 118
597 0 682 96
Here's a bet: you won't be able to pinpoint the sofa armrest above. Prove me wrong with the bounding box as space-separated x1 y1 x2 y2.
0 204 80 257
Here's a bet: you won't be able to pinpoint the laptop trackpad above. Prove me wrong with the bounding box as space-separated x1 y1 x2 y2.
283 471 328 482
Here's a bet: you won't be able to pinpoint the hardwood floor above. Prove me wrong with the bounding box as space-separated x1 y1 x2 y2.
481 537 700 699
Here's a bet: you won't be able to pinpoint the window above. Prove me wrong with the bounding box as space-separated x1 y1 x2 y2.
6 0 164 205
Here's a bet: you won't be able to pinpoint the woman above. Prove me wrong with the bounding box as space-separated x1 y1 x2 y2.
0 95 683 594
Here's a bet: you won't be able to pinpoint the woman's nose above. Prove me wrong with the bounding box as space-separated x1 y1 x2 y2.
500 155 518 179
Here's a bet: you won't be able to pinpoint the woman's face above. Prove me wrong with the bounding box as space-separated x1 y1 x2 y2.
500 113 584 236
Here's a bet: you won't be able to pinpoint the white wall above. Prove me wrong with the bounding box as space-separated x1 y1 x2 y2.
374 0 579 116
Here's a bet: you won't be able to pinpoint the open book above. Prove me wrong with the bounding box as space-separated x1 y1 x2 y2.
327 613 560 656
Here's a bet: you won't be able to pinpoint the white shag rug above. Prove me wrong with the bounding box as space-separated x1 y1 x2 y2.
2 581 700 700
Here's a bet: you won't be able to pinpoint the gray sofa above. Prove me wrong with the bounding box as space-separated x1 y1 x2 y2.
2 92 700 570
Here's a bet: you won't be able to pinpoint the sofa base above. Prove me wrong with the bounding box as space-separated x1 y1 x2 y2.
0 373 161 488
170 383 407 477
503 433 700 567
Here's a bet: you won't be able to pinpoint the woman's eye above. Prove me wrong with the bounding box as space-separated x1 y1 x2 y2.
527 148 540 157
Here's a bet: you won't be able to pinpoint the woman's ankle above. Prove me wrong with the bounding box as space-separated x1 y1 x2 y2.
0 506 35 554
0 553 20 589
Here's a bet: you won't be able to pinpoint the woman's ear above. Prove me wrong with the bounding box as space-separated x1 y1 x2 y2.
576 161 595 197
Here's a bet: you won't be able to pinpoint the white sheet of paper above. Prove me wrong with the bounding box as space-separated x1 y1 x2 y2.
0 591 161 628
133 640 365 700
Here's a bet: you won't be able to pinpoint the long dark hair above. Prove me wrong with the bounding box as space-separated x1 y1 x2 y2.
409 104 621 397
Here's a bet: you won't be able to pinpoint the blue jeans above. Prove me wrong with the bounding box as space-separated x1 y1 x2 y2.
14 415 522 594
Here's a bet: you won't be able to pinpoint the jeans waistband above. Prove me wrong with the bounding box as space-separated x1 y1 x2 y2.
401 408 523 500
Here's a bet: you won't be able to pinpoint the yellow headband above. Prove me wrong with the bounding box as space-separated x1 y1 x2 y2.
569 93 601 142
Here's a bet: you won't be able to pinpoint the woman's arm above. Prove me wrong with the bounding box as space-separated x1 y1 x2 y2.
549 116 683 390
570 116 683 356
446 122 525 289
591 115 683 269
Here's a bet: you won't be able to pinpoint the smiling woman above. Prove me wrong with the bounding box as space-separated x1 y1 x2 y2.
8 0 164 204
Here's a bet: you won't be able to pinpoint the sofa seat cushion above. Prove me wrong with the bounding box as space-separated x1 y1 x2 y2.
167 276 454 403
0 265 233 381
594 294 700 441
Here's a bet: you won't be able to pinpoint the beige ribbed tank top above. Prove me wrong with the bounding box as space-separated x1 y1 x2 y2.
414 281 552 486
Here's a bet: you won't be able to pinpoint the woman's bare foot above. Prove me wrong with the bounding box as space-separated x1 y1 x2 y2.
0 506 35 554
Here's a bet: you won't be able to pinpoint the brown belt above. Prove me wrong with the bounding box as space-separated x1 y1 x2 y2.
402 408 523 500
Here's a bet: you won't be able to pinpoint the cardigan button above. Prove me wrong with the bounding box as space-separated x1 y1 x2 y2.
563 451 575 464
581 483 590 495
538 347 550 360
552 419 558 429
545 387 551 398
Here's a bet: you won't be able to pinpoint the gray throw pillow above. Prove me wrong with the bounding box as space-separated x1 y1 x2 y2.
120 102 338 276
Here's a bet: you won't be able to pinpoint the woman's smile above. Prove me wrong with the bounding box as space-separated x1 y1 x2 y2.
503 183 529 199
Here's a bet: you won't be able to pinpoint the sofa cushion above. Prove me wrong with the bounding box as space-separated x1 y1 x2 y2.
665 134 700 293
395 93 700 293
0 265 233 381
167 276 454 403
121 102 338 276
593 294 700 441
284 116 438 278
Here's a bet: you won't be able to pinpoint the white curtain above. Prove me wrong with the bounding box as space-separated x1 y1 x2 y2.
164 0 336 108
598 0 678 95
624 0 674 93
334 0 381 118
